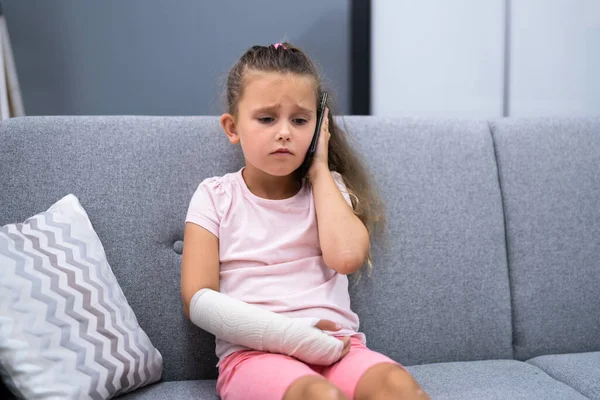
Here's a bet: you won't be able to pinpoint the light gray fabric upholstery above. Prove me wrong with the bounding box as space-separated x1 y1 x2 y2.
489 118 600 360
407 360 588 399
0 116 242 381
120 357 600 400
343 117 512 365
117 380 218 400
528 352 600 399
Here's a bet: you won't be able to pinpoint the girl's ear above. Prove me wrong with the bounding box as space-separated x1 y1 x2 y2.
220 113 240 144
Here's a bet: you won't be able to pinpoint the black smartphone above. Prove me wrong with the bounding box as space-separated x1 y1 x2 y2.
299 92 328 178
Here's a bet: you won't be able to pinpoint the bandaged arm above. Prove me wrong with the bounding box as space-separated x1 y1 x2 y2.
189 288 344 365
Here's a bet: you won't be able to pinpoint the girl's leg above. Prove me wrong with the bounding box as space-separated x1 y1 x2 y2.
217 350 348 400
284 375 349 400
323 336 429 400
353 363 429 400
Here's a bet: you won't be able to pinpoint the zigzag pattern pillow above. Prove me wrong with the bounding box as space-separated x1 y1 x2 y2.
0 194 163 399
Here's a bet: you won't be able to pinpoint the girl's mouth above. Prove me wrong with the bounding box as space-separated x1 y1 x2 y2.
273 148 293 155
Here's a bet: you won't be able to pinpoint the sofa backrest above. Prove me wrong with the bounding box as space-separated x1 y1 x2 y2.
1 116 239 381
1 116 516 380
344 117 513 366
489 118 600 360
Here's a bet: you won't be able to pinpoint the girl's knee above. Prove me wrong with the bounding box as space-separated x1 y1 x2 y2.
381 366 429 399
285 376 349 400
304 380 348 400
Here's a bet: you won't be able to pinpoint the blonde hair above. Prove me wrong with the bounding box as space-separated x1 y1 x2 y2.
224 42 385 275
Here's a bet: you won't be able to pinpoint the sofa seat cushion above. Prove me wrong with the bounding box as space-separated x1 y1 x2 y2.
407 359 587 399
119 359 591 400
117 380 218 400
528 352 600 399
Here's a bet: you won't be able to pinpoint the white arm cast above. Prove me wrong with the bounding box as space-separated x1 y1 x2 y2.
189 288 343 365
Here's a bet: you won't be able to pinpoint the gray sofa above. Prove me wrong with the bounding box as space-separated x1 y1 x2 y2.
1 115 599 399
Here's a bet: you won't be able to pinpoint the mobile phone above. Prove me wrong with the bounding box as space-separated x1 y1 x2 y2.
298 92 328 178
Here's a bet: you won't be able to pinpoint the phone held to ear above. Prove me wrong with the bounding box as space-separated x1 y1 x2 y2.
298 92 328 178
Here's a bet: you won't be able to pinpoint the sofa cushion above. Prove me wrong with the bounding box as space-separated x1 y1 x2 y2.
407 359 588 399
0 194 163 398
344 117 512 365
489 117 600 360
528 352 600 399
117 380 218 400
120 360 592 400
0 116 242 381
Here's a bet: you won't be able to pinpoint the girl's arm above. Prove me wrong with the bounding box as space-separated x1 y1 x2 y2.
181 222 220 319
309 108 370 275
310 166 370 275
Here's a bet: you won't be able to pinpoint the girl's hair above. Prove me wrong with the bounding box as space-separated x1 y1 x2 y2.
224 42 385 275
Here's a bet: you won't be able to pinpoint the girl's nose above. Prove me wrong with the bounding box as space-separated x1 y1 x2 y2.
276 123 292 141
276 132 291 141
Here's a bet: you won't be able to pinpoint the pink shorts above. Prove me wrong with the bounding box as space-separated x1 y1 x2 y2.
216 336 402 400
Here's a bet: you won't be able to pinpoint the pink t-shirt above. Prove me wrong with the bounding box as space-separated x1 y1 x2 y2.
185 168 365 363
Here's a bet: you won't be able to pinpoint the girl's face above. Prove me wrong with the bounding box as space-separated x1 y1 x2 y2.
222 71 318 178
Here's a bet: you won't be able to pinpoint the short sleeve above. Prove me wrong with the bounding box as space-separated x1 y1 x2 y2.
331 171 353 209
185 177 225 238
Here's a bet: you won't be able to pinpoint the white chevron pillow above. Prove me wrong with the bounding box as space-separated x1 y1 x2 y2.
0 194 163 399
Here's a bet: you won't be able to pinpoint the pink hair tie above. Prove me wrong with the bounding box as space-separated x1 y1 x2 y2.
273 43 287 50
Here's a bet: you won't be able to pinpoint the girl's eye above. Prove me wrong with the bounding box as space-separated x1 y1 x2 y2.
257 117 308 125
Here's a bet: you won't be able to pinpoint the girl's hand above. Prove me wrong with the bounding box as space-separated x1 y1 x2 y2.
339 336 351 358
314 319 351 358
308 107 330 180
314 318 341 332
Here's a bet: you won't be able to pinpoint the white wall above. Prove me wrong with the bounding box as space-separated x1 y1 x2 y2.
372 0 600 118
372 0 505 118
510 0 600 117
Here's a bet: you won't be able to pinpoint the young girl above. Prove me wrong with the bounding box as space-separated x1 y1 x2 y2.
181 43 428 400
